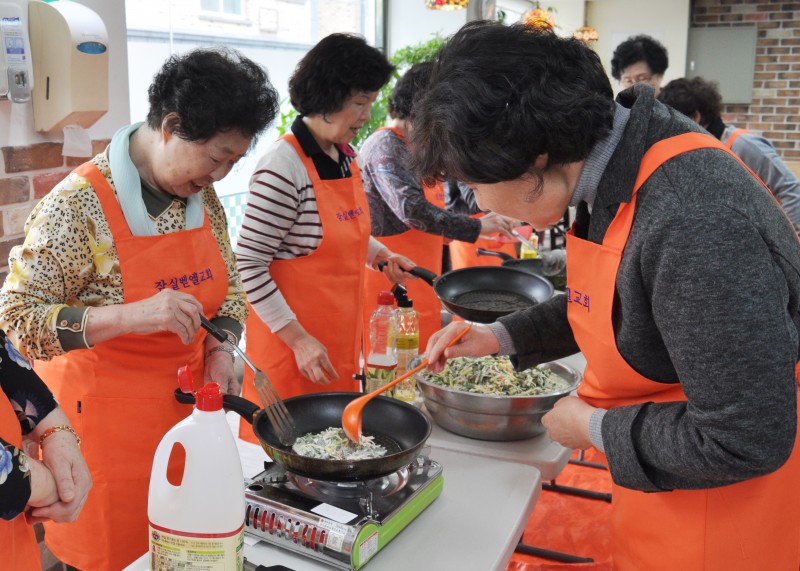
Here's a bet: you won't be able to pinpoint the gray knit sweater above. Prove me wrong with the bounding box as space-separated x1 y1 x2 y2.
499 85 800 492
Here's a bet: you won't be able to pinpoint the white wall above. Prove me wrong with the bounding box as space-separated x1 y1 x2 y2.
587 0 691 94
0 0 130 147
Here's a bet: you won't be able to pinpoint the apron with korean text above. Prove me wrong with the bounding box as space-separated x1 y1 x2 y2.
240 134 370 444
38 161 228 571
0 397 41 570
567 132 800 570
363 127 445 350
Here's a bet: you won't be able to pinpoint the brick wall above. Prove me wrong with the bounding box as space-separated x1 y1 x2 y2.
691 0 800 163
0 139 110 282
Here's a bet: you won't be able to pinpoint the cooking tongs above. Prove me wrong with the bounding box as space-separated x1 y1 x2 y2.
200 316 298 446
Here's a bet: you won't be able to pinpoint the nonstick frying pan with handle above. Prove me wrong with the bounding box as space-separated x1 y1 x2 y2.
404 265 554 323
174 390 431 482
476 248 567 291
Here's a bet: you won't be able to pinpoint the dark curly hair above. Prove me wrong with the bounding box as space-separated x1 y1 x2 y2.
408 21 615 187
146 47 279 143
388 62 433 120
289 33 394 116
658 76 722 127
610 35 668 80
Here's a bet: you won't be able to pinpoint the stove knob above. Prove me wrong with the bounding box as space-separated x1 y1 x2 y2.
259 510 268 532
301 524 308 546
244 505 252 528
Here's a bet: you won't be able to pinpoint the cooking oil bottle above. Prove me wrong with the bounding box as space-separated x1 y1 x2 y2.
365 291 397 396
148 374 244 570
519 231 540 259
393 285 419 402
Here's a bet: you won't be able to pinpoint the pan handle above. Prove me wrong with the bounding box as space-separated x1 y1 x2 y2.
200 315 229 343
376 261 438 286
476 248 514 261
173 389 261 425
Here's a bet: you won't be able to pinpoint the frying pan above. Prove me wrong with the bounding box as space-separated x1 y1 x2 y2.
174 390 431 482
406 265 554 323
476 248 567 291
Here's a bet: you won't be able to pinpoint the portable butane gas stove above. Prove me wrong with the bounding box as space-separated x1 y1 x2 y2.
243 450 443 570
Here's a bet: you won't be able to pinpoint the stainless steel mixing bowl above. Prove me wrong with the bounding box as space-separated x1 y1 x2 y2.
411 357 582 441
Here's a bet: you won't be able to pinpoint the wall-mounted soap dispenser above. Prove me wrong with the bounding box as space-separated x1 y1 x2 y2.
0 0 33 103
28 0 108 132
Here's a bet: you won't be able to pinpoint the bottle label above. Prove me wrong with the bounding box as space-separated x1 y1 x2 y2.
366 363 396 396
149 522 244 571
395 335 419 350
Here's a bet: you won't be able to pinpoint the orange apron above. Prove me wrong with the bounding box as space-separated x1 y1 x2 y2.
37 162 228 571
724 128 750 150
567 132 800 570
240 134 370 444
448 213 517 269
0 397 41 570
363 127 445 351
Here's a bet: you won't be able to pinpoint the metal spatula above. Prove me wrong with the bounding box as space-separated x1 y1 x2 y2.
200 316 298 446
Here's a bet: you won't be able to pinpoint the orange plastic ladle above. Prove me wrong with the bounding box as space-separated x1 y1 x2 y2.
341 325 471 442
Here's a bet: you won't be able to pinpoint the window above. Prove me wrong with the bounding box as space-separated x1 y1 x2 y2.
127 0 381 198
200 0 243 16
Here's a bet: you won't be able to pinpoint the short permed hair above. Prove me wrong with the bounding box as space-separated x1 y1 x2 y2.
388 62 433 120
409 21 615 186
610 34 669 80
658 77 722 127
146 47 279 143
289 33 394 116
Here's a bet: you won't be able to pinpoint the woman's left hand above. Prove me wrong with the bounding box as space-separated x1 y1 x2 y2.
541 396 596 450
28 416 92 524
204 350 241 395
379 252 416 284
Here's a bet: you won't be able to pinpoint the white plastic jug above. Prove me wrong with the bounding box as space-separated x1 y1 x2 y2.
148 375 244 570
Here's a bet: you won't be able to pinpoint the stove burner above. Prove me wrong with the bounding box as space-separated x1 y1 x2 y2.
243 453 443 570
286 466 410 502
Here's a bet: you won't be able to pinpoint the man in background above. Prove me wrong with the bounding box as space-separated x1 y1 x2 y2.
659 76 800 233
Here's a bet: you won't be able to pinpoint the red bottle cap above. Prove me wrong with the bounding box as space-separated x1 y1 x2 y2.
195 382 223 411
177 365 194 393
377 291 394 305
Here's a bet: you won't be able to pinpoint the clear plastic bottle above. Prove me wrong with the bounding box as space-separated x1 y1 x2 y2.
393 289 419 402
365 291 397 396
148 378 244 570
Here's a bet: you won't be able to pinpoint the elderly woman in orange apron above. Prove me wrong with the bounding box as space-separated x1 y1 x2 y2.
418 23 800 570
360 62 516 350
235 34 414 445
0 330 90 571
0 48 279 571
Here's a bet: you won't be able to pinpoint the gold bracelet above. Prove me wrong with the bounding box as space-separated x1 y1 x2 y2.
39 425 81 447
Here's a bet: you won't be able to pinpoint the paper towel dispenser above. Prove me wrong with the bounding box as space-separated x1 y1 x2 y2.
29 0 108 132
0 0 33 103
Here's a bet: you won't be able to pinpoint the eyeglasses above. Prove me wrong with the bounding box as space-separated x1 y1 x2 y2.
620 74 654 88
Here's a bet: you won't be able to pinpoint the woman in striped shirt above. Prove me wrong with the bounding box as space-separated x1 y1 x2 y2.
235 34 415 434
